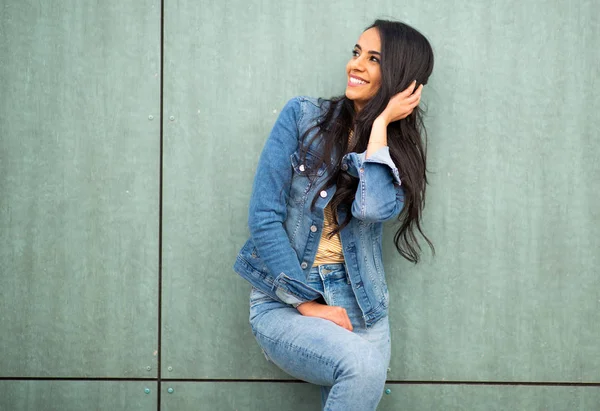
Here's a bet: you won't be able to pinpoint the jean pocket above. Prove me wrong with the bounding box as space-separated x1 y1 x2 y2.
249 287 274 308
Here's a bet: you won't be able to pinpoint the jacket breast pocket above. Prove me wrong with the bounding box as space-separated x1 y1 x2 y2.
289 150 326 204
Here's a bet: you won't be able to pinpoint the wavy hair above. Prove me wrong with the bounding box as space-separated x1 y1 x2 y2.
300 19 435 263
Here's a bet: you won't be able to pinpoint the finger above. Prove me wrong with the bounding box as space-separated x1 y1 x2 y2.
407 92 420 103
401 108 415 120
409 91 422 105
343 313 353 331
410 84 423 99
341 319 352 331
334 310 351 331
411 96 421 108
330 308 347 329
336 317 351 331
400 80 417 96
332 317 345 328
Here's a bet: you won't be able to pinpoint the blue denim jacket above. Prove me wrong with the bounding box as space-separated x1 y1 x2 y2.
234 96 404 326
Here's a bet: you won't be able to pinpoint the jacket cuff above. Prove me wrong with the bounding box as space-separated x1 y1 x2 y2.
342 146 401 185
272 272 322 306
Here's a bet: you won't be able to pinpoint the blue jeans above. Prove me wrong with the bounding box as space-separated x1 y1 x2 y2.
249 263 391 411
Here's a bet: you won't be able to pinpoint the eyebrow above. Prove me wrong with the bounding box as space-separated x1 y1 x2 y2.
354 44 381 56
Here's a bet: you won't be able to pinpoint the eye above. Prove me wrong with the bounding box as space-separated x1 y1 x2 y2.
352 49 359 57
369 56 380 63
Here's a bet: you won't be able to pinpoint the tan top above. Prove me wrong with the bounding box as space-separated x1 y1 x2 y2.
313 203 345 266
312 129 354 267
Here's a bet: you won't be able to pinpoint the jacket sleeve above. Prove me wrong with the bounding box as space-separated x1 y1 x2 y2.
247 97 319 306
343 146 405 223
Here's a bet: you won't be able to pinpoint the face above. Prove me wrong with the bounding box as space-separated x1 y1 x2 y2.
345 27 382 112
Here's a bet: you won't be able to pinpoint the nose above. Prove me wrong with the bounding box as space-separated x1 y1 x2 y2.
349 55 366 72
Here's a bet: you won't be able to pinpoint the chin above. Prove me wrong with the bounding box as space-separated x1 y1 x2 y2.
345 89 360 102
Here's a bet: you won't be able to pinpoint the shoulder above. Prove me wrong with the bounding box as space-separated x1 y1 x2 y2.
280 96 333 123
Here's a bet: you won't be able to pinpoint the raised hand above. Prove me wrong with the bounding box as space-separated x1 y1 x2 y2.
379 80 423 125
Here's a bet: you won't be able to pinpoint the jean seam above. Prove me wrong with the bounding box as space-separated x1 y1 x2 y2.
253 328 337 369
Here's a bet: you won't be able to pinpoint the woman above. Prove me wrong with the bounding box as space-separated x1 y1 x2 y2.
234 19 434 410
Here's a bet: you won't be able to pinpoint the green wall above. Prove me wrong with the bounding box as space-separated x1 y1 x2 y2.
1 0 599 409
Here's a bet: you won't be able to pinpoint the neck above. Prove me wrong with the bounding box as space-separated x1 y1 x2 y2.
353 101 364 113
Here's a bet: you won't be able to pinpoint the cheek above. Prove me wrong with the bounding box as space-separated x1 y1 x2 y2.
370 80 381 96
370 70 382 95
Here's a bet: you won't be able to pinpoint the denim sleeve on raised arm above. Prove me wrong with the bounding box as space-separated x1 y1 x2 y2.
342 146 405 223
247 98 319 305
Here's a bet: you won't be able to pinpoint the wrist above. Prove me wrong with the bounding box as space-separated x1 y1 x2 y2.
374 113 390 127
368 117 388 148
295 300 318 313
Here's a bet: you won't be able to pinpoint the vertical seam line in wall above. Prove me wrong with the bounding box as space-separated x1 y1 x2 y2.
157 0 165 409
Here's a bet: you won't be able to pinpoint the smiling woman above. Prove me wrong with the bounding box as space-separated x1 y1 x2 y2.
346 28 383 112
234 19 434 411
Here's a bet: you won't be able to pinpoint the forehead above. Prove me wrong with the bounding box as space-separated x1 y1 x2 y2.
356 27 381 50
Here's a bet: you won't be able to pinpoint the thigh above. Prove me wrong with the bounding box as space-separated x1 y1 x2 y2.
249 295 386 387
307 265 391 368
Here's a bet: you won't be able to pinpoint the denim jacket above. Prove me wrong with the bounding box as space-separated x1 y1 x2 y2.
234 96 404 326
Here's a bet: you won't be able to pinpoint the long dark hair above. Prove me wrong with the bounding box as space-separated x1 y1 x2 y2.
300 19 435 263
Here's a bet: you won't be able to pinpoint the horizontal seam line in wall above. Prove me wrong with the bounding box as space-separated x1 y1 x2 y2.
0 377 599 386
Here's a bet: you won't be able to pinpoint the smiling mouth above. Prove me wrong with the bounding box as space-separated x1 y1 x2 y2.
348 76 368 87
350 77 367 84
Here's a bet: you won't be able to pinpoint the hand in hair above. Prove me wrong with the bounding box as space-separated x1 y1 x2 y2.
296 301 354 331
379 80 423 125
366 81 423 157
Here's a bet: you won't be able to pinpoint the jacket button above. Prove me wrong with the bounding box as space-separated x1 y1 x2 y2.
300 262 308 269
299 164 305 172
320 190 327 198
310 225 318 232
341 163 348 171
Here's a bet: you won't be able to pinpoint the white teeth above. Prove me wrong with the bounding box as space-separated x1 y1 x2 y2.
350 77 367 85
